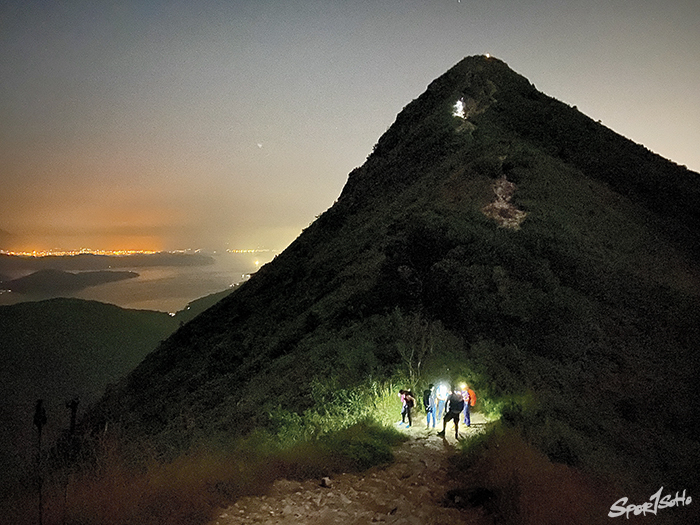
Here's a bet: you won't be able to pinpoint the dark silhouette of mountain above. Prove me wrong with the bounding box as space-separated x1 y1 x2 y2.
0 251 215 275
171 286 236 325
4 268 138 294
0 298 176 492
0 289 235 497
0 298 177 405
80 56 700 521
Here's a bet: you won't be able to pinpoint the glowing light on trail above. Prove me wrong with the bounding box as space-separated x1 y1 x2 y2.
452 99 466 119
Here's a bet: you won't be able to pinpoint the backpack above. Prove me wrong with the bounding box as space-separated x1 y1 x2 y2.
449 393 464 413
468 388 476 407
405 393 415 408
423 389 432 409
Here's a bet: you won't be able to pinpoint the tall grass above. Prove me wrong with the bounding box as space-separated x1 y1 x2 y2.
453 423 619 525
6 377 408 525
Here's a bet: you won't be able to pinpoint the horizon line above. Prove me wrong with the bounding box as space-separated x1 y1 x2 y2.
1 248 277 257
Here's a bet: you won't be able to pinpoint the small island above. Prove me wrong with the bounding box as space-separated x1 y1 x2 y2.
1 269 139 295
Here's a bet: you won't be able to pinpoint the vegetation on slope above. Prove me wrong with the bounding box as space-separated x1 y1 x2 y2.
0 288 237 503
0 298 177 495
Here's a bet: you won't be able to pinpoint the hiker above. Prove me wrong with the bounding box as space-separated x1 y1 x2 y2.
435 383 448 420
423 384 436 429
437 387 465 439
462 384 476 426
398 390 407 425
403 390 416 427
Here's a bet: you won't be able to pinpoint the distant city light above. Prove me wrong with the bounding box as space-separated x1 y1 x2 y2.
1 247 276 257
226 249 273 254
0 248 160 257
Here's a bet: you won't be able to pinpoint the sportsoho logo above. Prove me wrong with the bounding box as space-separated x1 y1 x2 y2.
608 487 691 518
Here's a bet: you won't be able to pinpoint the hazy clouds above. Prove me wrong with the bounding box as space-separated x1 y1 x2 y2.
2 0 698 251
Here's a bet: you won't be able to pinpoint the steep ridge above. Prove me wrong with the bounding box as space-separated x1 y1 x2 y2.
89 55 700 520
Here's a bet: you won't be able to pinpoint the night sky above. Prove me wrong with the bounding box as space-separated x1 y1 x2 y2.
2 0 698 252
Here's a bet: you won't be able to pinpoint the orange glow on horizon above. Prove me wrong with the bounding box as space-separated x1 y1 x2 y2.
1 247 276 257
2 233 168 255
1 248 161 257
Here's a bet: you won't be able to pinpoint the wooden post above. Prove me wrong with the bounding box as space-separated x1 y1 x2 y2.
33 399 47 525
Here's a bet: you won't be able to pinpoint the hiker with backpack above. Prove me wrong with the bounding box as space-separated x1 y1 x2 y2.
403 390 416 428
437 386 465 439
398 389 416 427
435 383 448 421
398 390 407 425
423 384 436 429
462 384 476 426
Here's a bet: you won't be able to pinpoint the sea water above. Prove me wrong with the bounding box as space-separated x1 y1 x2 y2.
0 251 274 312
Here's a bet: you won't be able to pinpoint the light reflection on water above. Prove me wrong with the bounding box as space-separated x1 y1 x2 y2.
0 252 271 312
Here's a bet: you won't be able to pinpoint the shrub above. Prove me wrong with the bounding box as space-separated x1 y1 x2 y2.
453 425 616 525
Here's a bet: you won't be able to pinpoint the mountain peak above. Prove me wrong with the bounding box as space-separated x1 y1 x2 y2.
340 54 698 246
85 56 700 520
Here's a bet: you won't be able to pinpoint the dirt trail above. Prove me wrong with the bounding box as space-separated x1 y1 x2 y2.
209 413 490 525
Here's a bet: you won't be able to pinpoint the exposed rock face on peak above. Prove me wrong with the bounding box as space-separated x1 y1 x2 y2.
91 56 700 505
482 175 527 229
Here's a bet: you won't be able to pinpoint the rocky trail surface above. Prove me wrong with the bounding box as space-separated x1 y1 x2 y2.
209 414 490 525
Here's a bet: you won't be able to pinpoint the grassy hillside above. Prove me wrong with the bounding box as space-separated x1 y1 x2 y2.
0 299 177 492
0 289 237 502
33 56 700 524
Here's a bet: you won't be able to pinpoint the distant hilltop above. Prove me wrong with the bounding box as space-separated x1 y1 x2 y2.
0 250 215 274
1 269 138 295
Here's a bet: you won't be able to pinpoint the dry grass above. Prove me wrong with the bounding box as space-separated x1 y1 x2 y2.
4 413 403 525
3 438 280 525
457 426 619 525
